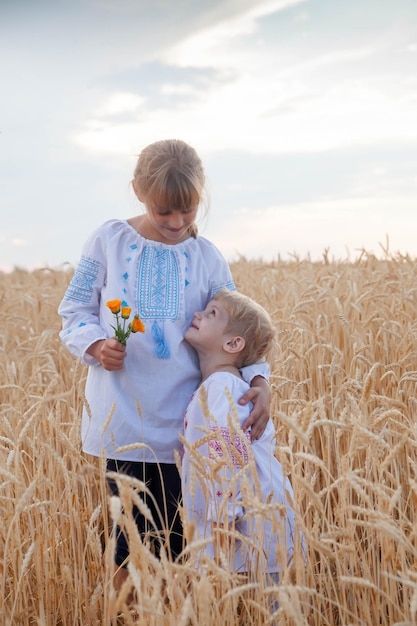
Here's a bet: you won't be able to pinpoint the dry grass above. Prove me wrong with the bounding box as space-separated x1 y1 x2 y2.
1 251 417 625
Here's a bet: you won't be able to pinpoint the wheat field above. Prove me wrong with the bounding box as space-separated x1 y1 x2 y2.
1 251 417 626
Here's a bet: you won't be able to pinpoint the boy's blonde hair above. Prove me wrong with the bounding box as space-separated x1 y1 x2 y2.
133 139 206 238
213 289 276 368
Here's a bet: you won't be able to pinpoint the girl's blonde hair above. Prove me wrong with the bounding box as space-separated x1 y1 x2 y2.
133 139 206 238
213 289 276 368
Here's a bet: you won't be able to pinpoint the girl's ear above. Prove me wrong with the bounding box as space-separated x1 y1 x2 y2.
223 336 245 354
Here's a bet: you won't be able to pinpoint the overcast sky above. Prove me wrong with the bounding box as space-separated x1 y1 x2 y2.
1 0 416 272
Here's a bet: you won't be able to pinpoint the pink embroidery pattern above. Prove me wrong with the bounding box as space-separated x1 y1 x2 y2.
208 426 251 467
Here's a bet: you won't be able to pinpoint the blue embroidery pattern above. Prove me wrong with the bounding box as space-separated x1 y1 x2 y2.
65 256 100 303
211 281 235 298
137 246 180 319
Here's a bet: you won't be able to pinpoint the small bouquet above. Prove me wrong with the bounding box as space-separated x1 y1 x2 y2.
106 299 145 346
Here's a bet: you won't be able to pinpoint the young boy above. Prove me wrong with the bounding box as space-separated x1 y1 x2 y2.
182 289 297 579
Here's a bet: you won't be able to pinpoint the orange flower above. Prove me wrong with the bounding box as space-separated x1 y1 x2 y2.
107 299 145 345
106 299 122 314
121 306 132 319
130 314 145 334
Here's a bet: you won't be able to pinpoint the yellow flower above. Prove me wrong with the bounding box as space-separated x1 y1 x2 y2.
121 306 132 319
106 299 122 314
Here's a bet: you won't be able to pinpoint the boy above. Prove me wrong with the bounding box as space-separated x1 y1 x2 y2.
182 289 297 579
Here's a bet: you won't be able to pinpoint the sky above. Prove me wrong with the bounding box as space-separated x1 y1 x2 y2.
1 0 416 272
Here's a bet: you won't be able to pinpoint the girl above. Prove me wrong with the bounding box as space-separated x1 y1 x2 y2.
58 139 270 588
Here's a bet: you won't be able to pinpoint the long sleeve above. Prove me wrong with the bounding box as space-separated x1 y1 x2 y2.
58 226 109 365
241 360 270 384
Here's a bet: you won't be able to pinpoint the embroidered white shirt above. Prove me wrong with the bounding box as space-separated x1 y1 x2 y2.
58 219 268 463
182 372 295 573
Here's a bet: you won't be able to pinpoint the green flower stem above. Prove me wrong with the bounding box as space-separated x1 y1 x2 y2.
110 308 139 346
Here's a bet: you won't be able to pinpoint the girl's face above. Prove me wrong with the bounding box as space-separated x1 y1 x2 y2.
143 202 198 244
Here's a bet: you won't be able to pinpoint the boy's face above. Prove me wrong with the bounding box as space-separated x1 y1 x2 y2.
185 298 231 351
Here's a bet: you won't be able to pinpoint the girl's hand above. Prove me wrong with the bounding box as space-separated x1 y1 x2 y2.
87 338 126 371
239 375 271 441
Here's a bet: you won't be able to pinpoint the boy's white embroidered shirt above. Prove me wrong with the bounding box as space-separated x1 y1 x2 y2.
182 372 296 573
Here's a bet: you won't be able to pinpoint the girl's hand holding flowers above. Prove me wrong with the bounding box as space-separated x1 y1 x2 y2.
86 300 145 371
86 301 145 370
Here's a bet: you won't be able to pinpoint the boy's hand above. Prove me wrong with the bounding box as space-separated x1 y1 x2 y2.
87 338 126 371
239 375 271 441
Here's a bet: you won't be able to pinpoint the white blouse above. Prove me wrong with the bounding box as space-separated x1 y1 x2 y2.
182 372 295 573
58 219 268 464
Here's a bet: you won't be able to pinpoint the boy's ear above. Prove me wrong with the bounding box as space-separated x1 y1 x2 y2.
223 336 245 354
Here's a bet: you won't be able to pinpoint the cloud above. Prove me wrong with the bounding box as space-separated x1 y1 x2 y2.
71 0 417 158
11 239 28 248
206 192 417 263
71 0 310 155
164 0 305 67
1 0 417 271
95 93 145 116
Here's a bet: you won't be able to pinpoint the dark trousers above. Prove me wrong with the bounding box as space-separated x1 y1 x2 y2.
106 459 183 566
